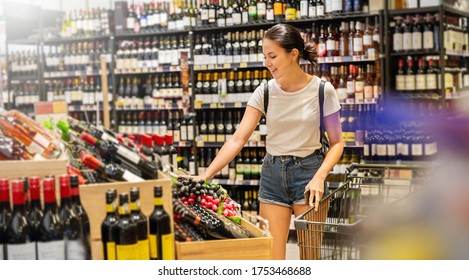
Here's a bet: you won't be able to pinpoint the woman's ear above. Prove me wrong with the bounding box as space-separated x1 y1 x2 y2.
291 48 300 61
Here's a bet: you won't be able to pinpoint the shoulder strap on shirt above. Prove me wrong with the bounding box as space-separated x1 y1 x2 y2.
319 80 326 131
263 81 269 115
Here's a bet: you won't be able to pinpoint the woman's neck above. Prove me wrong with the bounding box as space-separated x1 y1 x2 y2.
276 68 311 92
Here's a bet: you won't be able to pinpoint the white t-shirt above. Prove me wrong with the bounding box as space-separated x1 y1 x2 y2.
247 76 341 157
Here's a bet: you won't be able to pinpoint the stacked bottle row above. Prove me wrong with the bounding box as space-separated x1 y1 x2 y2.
42 41 112 74
363 125 438 162
59 7 112 38
340 104 378 145
194 70 270 105
307 18 380 58
0 175 90 260
8 51 39 78
116 74 183 109
124 0 371 33
391 13 441 53
0 109 63 160
11 83 41 107
101 186 174 260
115 36 190 72
197 147 266 180
117 110 195 142
45 76 111 105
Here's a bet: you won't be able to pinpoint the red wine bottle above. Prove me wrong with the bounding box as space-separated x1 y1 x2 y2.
81 132 158 179
115 193 138 260
149 185 174 260
80 151 144 182
37 178 65 260
69 174 91 259
59 175 87 260
0 178 11 260
101 188 118 260
27 176 43 258
130 187 150 260
164 134 178 171
5 180 36 260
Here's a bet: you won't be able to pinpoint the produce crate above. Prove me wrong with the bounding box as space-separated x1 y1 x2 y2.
175 217 273 260
79 171 174 260
0 159 68 180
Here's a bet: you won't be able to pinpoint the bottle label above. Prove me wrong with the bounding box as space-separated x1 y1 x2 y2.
34 133 51 149
425 142 438 156
337 88 347 102
393 33 403 51
371 143 377 156
161 233 174 260
117 146 142 165
309 6 316 17
243 163 251 175
104 241 116 260
116 243 139 260
396 75 406 91
401 143 410 156
316 5 324 16
353 38 363 52
363 144 370 157
387 144 396 157
37 240 65 260
0 244 3 260
318 43 326 57
285 8 296 20
355 81 365 93
423 31 434 49
332 0 342 11
403 33 412 51
377 144 387 156
6 243 36 260
405 75 416 91
266 9 274 21
257 3 267 16
66 239 86 260
326 39 336 51
426 74 437 90
364 85 373 99
189 161 196 175
232 13 242 25
122 170 144 182
363 35 372 47
29 141 46 155
347 81 355 94
412 144 423 157
274 3 283 16
412 32 422 50
149 234 157 259
138 239 150 260
416 74 426 90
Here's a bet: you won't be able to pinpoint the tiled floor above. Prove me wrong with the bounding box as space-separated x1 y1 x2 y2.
286 231 300 260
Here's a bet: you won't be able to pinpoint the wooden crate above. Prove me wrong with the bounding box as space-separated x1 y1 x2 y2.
175 217 273 260
79 171 174 260
0 159 68 180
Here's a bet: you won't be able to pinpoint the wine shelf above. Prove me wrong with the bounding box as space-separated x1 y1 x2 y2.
194 102 248 110
44 70 110 78
114 66 182 75
115 28 189 39
43 35 111 44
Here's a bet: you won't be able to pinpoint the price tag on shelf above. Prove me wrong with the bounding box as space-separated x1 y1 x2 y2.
250 180 259 186
223 63 231 69
235 179 244 185
211 179 219 185
318 57 325 63
210 103 217 109
196 141 204 147
200 65 207 71
346 98 355 104
234 102 242 108
333 57 342 63
208 64 215 70
218 103 225 109
227 179 234 185
325 57 334 63
352 55 361 62
240 62 248 68
364 98 374 104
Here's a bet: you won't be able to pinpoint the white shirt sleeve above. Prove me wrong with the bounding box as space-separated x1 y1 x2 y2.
323 81 341 116
247 82 266 114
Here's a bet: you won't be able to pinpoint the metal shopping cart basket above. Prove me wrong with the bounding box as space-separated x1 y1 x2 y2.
294 163 431 260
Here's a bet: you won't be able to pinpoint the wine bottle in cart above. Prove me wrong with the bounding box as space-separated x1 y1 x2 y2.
115 193 139 260
5 180 36 260
149 185 174 260
80 131 158 180
37 178 65 260
101 188 118 260
27 176 43 259
0 178 11 260
79 151 144 182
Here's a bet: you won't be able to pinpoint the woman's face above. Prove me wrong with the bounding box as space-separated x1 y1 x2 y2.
262 38 296 80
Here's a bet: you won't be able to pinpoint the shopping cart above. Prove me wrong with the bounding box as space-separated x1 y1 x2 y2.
294 163 431 260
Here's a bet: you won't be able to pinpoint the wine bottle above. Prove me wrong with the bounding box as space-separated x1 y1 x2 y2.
37 178 65 260
129 187 150 260
80 132 158 180
58 175 86 260
101 189 118 260
27 176 43 259
164 134 178 171
149 185 174 260
0 178 11 260
5 180 35 260
79 151 144 182
115 193 138 260
69 174 91 259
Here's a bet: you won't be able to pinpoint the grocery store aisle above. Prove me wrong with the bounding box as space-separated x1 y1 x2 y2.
286 232 300 260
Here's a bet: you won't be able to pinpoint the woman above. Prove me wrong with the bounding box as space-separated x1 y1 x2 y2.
194 24 344 260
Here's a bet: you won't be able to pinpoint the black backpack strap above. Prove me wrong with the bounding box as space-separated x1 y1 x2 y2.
263 81 269 115
319 80 326 130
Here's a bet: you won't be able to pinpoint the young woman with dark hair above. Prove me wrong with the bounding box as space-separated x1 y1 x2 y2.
190 24 344 260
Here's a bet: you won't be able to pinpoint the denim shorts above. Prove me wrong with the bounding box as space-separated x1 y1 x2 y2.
259 151 326 207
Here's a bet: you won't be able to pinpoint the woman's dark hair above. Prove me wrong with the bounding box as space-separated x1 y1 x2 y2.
264 24 318 69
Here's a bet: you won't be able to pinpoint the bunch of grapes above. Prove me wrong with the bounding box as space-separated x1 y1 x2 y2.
174 177 240 218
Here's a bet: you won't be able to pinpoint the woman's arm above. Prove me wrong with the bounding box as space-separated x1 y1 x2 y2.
305 110 345 208
201 106 263 181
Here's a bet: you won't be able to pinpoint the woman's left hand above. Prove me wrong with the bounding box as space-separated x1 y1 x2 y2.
304 176 326 210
